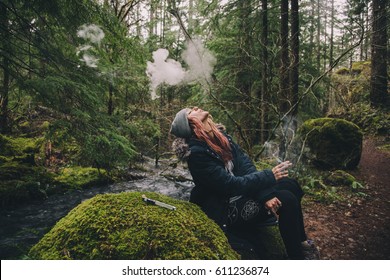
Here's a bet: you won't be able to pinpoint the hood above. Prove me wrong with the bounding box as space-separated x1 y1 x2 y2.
171 123 226 162
172 137 191 162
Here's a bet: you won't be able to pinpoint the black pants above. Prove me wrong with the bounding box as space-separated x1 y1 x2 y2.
227 178 307 259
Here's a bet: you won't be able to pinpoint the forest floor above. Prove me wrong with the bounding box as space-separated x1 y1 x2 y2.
303 136 390 259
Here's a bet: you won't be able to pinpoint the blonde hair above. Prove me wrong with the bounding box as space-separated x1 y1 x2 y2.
188 116 232 163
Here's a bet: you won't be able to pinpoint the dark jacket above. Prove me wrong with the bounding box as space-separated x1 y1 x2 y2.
173 134 277 229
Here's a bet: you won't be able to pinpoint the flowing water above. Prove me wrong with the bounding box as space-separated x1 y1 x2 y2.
0 163 194 259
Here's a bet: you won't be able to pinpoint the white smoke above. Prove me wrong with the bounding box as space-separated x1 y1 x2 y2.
146 49 186 100
76 24 105 68
80 53 99 68
146 38 216 100
77 24 105 45
181 38 216 85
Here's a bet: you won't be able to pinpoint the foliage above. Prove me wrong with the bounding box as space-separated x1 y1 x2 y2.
338 103 390 136
77 128 137 170
0 162 54 208
28 191 239 260
331 61 371 111
301 169 367 204
1 0 148 169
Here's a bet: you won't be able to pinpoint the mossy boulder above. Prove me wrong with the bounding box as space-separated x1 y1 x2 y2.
0 162 55 208
54 166 109 189
0 134 44 164
324 170 356 187
299 118 363 169
28 191 239 260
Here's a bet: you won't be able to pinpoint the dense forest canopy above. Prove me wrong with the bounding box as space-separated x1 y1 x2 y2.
0 0 388 169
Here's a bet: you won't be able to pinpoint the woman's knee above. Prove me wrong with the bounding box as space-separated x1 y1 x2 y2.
275 190 299 211
275 178 304 199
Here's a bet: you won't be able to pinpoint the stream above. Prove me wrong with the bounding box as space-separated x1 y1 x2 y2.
0 162 194 259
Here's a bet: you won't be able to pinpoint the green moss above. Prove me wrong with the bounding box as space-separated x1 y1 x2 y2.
332 61 371 107
299 118 363 169
351 61 371 73
0 155 10 164
19 121 31 129
325 170 356 187
254 160 273 171
0 162 55 208
54 166 108 189
41 121 50 130
29 192 239 260
0 134 43 156
256 226 286 259
335 67 349 75
378 144 390 154
0 161 36 181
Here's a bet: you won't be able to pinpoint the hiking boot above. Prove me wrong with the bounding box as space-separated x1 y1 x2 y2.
302 240 320 260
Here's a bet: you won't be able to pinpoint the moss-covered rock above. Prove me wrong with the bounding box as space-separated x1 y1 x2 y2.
54 166 109 189
0 134 43 156
0 134 44 164
324 170 356 187
299 118 363 169
0 162 54 208
28 191 239 260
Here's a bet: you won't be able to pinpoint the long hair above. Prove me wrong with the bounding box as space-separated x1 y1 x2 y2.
188 116 232 164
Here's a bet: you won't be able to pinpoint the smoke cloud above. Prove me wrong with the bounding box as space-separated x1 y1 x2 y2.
77 24 105 44
181 38 216 85
76 24 105 68
146 38 216 100
146 49 186 100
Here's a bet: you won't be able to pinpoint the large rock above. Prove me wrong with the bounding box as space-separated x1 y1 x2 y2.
28 191 239 260
299 118 363 169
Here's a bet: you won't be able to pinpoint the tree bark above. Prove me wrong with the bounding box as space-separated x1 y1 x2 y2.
290 0 299 117
0 2 10 133
260 0 269 144
280 0 289 114
370 0 389 108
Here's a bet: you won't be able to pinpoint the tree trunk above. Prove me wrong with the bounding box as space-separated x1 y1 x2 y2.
0 2 10 133
309 0 315 66
108 84 114 115
370 0 389 108
316 0 321 71
290 0 299 117
329 0 334 68
280 0 289 115
236 0 253 145
279 0 290 160
260 0 269 144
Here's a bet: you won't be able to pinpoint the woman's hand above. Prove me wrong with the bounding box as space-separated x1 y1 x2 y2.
264 197 282 218
272 160 292 181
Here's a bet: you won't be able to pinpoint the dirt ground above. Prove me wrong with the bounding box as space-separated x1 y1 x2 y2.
303 137 390 259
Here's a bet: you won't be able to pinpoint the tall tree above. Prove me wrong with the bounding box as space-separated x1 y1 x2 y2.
278 0 290 159
290 0 299 117
0 1 10 133
259 0 269 144
370 0 389 108
329 0 335 68
280 0 290 114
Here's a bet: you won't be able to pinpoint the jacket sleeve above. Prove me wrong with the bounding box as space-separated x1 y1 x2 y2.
188 151 276 199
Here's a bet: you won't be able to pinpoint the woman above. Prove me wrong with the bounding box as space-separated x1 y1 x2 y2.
170 107 319 260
